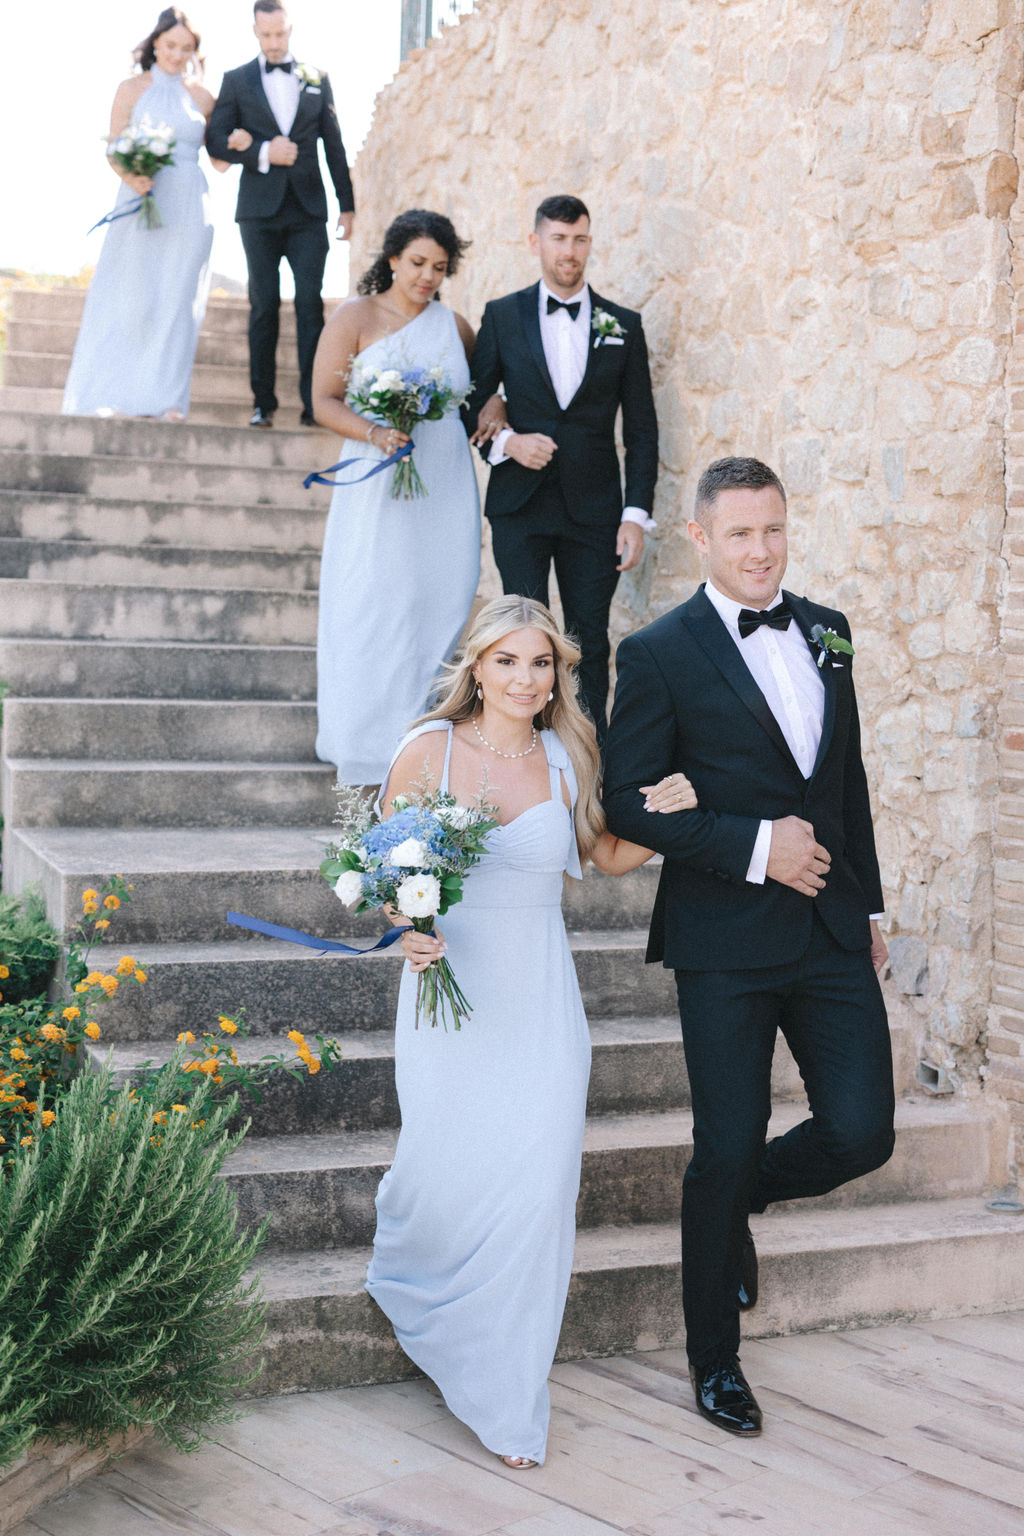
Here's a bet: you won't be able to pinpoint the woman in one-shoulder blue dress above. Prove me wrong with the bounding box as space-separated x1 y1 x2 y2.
62 11 221 421
311 212 485 786
364 596 695 1468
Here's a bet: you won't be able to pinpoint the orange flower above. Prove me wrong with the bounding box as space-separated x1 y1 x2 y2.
153 1111 168 1125
134 969 148 984
62 1007 81 1023
287 1029 305 1045
0 965 8 979
198 1059 218 1076
218 1017 238 1035
40 1110 56 1128
306 1058 321 1075
85 971 104 986
39 1023 64 1044
99 976 119 997
81 888 99 904
177 1031 196 1044
94 918 111 931
115 955 136 975
20 1135 33 1148
74 981 90 994
84 1022 101 1041
104 894 121 910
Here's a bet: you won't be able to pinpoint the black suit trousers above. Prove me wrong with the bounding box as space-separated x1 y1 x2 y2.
674 910 894 1369
488 480 620 741
239 187 329 413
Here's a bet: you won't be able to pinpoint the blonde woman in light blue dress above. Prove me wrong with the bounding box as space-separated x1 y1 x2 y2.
367 596 696 1468
311 211 496 788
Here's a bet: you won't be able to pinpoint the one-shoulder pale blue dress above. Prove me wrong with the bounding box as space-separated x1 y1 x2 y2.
315 302 481 784
62 65 213 419
366 722 591 1465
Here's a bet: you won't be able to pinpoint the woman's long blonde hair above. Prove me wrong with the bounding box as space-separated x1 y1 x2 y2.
414 596 606 863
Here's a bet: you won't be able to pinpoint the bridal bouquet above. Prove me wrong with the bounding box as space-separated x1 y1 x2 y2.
321 783 499 1030
108 120 176 228
346 361 469 499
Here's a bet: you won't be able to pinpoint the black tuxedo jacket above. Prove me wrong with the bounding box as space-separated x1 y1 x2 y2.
603 586 883 971
465 283 658 527
206 59 354 223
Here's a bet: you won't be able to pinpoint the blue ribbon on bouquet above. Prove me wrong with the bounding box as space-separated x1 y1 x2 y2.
226 909 414 956
87 195 145 234
303 440 412 490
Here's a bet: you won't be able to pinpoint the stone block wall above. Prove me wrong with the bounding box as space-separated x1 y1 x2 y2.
352 0 1024 1176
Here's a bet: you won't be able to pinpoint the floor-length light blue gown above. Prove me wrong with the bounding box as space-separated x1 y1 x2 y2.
315 303 481 785
62 65 213 419
366 722 591 1465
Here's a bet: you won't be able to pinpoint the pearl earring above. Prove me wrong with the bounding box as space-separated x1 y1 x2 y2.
476 686 483 700
548 691 554 701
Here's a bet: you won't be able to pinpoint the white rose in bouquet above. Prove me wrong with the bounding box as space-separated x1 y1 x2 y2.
148 138 171 157
390 837 428 868
376 369 404 391
332 869 364 906
396 873 441 920
438 805 474 831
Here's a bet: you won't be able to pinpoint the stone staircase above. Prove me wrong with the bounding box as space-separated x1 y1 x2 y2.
3 287 1024 1399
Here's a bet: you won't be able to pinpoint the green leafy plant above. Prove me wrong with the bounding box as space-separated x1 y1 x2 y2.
0 1065 267 1470
0 887 60 1005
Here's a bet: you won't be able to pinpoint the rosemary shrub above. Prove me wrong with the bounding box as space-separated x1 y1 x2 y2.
0 1066 267 1471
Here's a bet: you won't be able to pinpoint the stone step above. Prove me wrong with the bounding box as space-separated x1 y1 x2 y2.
0 450 331 510
0 535 320 592
4 351 304 404
0 387 321 430
0 489 328 552
3 827 665 943
220 1098 1002 1253
0 638 315 701
248 1196 1024 1393
0 578 317 643
7 316 308 371
3 698 318 761
2 757 337 829
9 288 338 334
0 411 338 472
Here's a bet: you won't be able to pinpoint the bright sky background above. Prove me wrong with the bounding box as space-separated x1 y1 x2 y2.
3 0 403 296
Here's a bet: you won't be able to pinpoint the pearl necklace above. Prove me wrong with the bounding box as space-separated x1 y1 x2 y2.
472 717 538 760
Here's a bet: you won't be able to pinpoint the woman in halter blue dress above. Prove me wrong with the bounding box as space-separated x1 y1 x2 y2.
62 10 220 421
364 597 696 1467
310 212 485 786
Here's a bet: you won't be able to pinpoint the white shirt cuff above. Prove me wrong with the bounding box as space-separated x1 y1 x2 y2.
869 912 884 922
258 141 271 174
621 506 656 531
488 427 515 466
745 819 773 884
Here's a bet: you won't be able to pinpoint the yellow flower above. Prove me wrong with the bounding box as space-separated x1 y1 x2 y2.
177 1031 196 1044
287 1029 305 1045
20 1135 33 1148
134 970 147 985
10 1048 27 1062
104 894 121 910
62 1006 81 1022
39 1023 64 1044
94 918 111 931
24 1102 38 1115
212 1073 224 1084
0 965 8 979
84 1022 101 1041
198 1059 218 1076
306 1057 321 1075
83 901 98 916
40 1110 56 1128
171 1104 187 1114
115 955 136 975
218 1017 238 1035
82 888 99 904
99 976 119 996
85 971 104 986
190 1119 206 1129
152 1111 168 1125
74 981 90 994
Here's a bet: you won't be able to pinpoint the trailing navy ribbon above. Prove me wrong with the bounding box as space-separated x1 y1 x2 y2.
88 195 145 234
303 440 412 490
226 910 412 955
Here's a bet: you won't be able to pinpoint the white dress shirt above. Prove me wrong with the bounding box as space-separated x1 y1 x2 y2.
489 281 654 530
257 54 300 173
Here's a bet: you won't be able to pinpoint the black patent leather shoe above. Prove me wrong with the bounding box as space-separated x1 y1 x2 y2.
299 408 316 427
738 1226 758 1311
249 407 274 429
690 1357 763 1435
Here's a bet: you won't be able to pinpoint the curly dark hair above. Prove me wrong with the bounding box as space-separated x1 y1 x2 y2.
357 210 470 296
134 8 203 73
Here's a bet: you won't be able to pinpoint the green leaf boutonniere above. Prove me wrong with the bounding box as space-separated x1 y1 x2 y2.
591 309 626 348
809 623 855 668
296 63 322 87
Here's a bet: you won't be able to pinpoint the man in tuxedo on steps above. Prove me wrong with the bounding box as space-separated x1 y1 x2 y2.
603 456 895 1437
465 195 658 743
207 1 354 428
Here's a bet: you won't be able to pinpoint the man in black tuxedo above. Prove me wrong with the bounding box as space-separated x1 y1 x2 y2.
465 195 658 741
603 456 895 1437
207 1 354 428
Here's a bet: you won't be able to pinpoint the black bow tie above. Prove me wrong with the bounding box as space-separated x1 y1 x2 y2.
737 600 792 639
265 59 292 72
546 295 581 321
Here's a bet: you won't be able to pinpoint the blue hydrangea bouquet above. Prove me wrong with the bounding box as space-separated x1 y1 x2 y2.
345 361 469 499
321 784 499 1029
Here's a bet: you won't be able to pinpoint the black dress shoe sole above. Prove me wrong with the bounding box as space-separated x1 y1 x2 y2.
694 1400 763 1435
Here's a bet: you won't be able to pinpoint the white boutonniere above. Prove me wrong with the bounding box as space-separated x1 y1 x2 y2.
591 309 626 348
295 63 322 87
809 623 855 669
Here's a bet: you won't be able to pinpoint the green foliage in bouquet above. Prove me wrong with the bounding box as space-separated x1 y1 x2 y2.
0 1065 267 1472
0 888 60 1006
